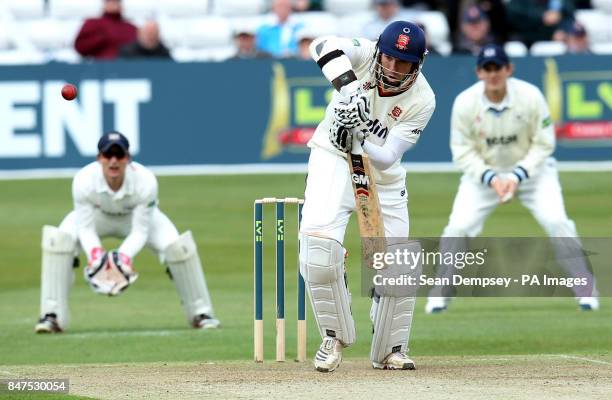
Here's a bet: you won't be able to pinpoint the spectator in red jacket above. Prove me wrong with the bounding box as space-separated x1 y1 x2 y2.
75 0 137 60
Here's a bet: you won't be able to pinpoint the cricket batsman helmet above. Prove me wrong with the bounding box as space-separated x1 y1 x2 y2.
372 21 428 93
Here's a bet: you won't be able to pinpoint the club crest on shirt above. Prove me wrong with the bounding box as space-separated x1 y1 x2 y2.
388 106 402 120
396 34 410 50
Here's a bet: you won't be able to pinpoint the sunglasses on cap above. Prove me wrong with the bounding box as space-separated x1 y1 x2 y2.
101 147 127 160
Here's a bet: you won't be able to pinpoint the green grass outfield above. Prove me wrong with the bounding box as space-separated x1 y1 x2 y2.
0 172 610 366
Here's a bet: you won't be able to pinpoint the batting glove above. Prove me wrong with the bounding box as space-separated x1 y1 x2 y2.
329 119 353 153
333 91 370 129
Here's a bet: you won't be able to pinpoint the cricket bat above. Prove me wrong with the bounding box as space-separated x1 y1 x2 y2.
348 135 386 269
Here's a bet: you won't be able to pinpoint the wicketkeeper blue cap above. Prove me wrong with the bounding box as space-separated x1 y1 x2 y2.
477 44 509 68
97 131 129 153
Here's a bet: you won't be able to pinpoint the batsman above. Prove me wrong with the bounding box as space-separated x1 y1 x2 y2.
299 21 435 372
35 131 219 333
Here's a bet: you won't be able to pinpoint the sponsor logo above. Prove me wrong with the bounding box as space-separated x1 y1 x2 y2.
411 128 422 136
486 134 518 146
370 118 389 139
352 39 361 47
396 34 410 50
0 79 150 159
363 81 374 91
352 173 370 185
400 189 406 197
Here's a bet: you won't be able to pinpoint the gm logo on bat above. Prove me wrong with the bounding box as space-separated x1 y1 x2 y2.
352 173 370 185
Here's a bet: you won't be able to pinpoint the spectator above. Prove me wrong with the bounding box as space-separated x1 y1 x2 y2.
256 0 303 58
119 21 172 60
446 1 508 45
232 27 271 59
74 0 137 60
474 0 508 43
415 22 441 55
361 0 415 40
296 28 316 60
454 5 496 55
294 0 323 11
559 21 590 54
400 0 439 9
506 0 575 47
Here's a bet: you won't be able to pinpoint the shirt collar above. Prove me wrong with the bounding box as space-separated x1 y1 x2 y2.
95 162 134 199
480 78 514 112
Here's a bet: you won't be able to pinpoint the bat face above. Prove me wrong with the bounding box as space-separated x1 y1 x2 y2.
350 154 375 218
348 151 386 269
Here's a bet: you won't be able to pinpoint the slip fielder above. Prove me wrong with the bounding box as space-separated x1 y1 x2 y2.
425 44 598 313
36 132 219 333
299 21 436 372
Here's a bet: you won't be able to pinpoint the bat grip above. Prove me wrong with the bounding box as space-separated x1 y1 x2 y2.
350 129 364 155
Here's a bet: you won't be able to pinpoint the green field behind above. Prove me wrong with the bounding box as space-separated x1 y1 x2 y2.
0 172 611 366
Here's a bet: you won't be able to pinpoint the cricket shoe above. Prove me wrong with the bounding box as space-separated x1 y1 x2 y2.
314 336 343 372
35 313 62 333
578 297 599 311
372 352 416 370
425 297 450 314
192 314 220 329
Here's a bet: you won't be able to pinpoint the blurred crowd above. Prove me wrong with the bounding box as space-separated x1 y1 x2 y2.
0 0 611 64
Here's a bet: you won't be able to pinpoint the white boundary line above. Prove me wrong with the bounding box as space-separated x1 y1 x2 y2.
552 354 612 366
0 161 611 180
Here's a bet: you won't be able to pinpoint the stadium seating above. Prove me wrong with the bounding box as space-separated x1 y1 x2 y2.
4 0 46 19
48 0 100 19
212 0 267 17
293 11 339 36
122 0 157 21
504 41 529 57
592 0 612 13
416 11 451 56
0 0 611 64
575 9 612 44
0 25 12 50
529 41 567 56
590 42 612 54
338 12 374 38
324 0 371 15
158 0 210 18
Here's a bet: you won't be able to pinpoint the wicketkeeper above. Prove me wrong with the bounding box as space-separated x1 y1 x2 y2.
35 132 219 333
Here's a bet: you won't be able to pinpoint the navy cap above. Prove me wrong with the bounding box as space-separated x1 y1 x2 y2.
378 21 427 64
463 5 487 23
564 21 587 37
477 44 509 67
97 131 129 153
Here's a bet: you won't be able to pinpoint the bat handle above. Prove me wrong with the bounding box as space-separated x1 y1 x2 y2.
351 130 364 155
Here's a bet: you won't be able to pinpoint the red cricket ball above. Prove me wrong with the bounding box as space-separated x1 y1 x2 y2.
61 84 77 101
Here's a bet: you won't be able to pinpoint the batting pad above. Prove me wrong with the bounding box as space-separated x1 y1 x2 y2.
165 231 215 321
370 240 421 363
40 225 77 329
300 234 356 346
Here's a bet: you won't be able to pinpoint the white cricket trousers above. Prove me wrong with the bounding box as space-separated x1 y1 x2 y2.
431 157 596 298
443 158 578 238
300 147 409 242
59 208 179 258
